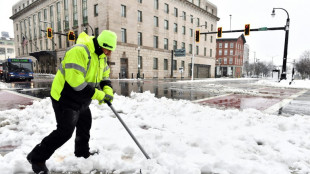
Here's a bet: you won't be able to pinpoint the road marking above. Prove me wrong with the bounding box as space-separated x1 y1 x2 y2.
264 89 308 114
4 90 41 101
192 93 233 103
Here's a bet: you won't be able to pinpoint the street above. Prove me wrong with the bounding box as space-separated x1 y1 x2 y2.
1 77 309 116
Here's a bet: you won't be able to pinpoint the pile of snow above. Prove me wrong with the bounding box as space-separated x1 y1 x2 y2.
1 91 310 174
0 82 9 89
255 79 310 89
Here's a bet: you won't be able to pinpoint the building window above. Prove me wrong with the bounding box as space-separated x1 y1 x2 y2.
210 49 213 57
173 60 177 70
174 7 178 17
138 56 143 69
229 58 233 64
138 0 142 3
138 32 142 46
94 4 98 16
190 28 193 37
138 10 142 22
230 43 234 48
164 59 168 70
56 2 61 31
173 40 177 50
82 0 88 24
164 20 169 30
121 28 127 43
174 23 178 33
204 47 206 56
182 11 186 20
121 5 126 17
219 50 222 56
164 3 169 14
204 34 207 41
0 48 5 55
190 15 193 23
196 46 199 55
182 26 186 35
153 57 158 70
210 36 213 43
154 0 158 9
33 15 37 39
189 44 192 54
224 50 227 55
154 16 158 27
225 43 228 48
224 58 227 64
153 36 158 48
181 61 185 70
64 0 69 30
58 35 62 49
196 18 200 27
219 43 222 48
164 38 168 50
38 12 42 37
211 24 213 31
230 50 233 55
73 0 78 27
181 42 185 49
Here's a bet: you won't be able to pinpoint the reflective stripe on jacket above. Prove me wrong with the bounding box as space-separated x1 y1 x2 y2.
50 32 110 106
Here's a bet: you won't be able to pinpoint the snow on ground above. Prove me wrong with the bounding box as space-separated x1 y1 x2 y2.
1 89 310 174
255 79 310 89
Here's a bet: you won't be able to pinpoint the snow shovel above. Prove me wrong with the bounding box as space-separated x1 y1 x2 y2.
105 101 151 160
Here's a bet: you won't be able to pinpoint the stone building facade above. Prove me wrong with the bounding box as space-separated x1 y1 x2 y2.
215 34 246 78
10 0 219 79
0 32 16 61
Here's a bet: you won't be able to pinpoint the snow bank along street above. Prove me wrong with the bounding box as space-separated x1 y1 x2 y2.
0 78 310 173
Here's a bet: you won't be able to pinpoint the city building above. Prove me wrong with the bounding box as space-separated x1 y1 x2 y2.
215 34 246 78
10 0 219 79
0 32 15 61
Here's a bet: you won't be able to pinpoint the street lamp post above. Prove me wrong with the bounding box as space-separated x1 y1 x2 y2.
271 8 290 81
137 46 141 79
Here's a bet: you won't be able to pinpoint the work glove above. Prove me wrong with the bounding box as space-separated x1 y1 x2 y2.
91 88 113 105
102 85 114 103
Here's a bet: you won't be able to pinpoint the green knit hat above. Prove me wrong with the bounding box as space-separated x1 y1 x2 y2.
97 30 117 51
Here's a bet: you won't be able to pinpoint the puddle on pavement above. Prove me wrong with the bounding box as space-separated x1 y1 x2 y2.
199 94 282 111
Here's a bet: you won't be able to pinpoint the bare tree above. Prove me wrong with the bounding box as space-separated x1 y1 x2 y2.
295 50 310 79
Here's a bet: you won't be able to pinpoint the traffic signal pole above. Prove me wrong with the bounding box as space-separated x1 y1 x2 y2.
202 26 285 35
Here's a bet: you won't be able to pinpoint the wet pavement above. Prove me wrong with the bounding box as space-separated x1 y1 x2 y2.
0 77 309 116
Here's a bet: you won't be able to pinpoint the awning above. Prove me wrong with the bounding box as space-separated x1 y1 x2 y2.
29 50 56 62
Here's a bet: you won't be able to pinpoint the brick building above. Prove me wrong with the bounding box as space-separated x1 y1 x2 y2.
10 0 219 79
215 34 246 78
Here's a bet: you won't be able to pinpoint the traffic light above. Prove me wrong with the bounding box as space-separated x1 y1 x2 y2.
217 27 222 38
195 29 200 43
47 27 53 39
244 24 250 36
68 31 75 41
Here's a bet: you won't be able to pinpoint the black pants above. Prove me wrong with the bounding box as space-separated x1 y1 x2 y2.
28 98 92 162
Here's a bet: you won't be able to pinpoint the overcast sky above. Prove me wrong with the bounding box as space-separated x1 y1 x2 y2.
1 0 310 66
210 0 310 65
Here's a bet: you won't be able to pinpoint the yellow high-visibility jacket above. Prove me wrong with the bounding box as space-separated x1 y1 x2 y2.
50 32 110 109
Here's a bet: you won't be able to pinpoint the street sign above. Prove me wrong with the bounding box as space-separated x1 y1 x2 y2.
179 67 184 73
174 49 186 57
258 27 268 31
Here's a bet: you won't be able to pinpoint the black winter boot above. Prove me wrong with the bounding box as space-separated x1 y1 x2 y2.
27 153 49 174
75 150 99 159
